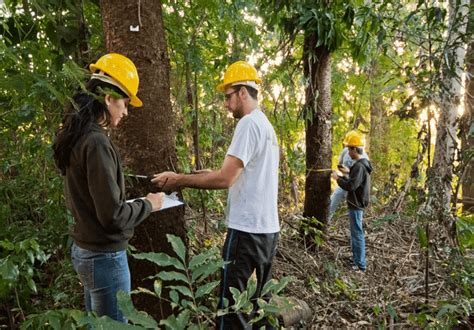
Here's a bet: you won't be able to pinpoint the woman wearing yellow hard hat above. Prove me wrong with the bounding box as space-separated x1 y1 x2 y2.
53 53 163 322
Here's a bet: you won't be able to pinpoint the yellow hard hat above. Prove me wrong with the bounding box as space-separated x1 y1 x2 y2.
344 130 364 147
343 130 357 146
89 53 143 107
217 61 262 92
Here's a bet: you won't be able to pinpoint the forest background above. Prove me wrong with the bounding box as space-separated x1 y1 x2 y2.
0 0 473 328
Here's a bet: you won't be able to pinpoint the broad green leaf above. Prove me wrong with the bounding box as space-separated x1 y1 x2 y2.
229 287 241 305
159 310 190 330
195 280 220 299
245 278 257 300
169 289 180 304
257 298 280 314
191 261 224 282
167 234 187 263
166 285 193 298
116 291 158 328
157 271 189 284
0 259 19 281
189 249 216 270
175 309 191 328
132 252 185 271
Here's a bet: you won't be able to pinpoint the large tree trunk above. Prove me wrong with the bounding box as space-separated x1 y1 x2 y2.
461 9 474 213
302 32 332 229
423 0 469 239
99 0 186 319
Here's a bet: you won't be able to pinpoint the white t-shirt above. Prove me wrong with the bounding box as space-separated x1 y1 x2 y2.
225 109 280 234
339 147 368 168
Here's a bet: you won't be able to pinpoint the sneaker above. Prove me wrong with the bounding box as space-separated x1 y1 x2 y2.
351 265 366 272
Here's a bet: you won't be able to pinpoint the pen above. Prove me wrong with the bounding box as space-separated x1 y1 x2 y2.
159 177 169 191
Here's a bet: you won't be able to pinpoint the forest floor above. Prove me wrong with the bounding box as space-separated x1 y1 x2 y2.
270 207 463 328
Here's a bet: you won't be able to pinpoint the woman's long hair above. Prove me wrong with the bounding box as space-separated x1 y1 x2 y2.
53 79 128 175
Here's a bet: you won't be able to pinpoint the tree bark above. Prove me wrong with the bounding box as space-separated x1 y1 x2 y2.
302 32 332 228
186 62 201 169
423 0 469 238
461 18 473 213
368 60 389 185
99 0 185 319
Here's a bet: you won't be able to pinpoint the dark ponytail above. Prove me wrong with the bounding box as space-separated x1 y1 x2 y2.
53 79 128 175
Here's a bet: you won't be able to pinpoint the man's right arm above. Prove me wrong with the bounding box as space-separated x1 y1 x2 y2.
151 155 244 191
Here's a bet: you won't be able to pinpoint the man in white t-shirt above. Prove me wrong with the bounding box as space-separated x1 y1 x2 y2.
152 61 279 329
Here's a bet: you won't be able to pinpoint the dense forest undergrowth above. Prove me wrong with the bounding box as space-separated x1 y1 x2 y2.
2 188 472 328
182 199 473 328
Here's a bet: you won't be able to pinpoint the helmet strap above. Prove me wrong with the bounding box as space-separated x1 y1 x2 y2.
91 71 130 99
231 80 259 90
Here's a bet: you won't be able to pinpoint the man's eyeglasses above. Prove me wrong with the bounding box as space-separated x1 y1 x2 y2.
224 90 239 101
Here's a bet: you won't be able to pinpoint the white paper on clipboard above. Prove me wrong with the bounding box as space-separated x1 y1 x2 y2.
127 192 184 212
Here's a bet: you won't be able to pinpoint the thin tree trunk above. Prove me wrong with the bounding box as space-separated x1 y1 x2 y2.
99 0 185 319
186 63 201 169
368 60 389 185
461 15 474 213
423 0 469 240
302 32 332 228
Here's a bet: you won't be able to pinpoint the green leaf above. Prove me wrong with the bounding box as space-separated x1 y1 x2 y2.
229 287 241 305
169 290 180 304
245 278 257 300
133 287 155 297
231 287 249 311
159 309 190 329
167 234 187 263
257 298 280 314
116 291 158 328
191 260 224 282
158 271 189 284
416 225 428 249
176 309 191 327
189 249 215 270
154 280 162 298
195 280 220 299
436 303 457 318
387 304 398 321
27 278 37 294
133 252 185 271
166 285 193 298
261 276 292 296
0 259 19 281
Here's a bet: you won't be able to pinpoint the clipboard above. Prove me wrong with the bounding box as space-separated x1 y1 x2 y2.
127 192 184 212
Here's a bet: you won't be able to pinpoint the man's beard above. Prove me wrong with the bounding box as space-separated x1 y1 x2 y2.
232 100 244 119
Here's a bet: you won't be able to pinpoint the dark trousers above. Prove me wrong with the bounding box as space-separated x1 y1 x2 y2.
217 228 279 330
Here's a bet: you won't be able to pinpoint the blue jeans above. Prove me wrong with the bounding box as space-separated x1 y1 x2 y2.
71 243 130 322
329 187 348 222
348 209 366 270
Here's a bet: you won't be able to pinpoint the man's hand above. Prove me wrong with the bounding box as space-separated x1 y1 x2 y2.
331 170 342 180
145 192 164 212
151 171 180 192
338 165 349 174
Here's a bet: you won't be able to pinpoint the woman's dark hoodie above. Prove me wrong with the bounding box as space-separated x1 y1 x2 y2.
336 158 373 210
